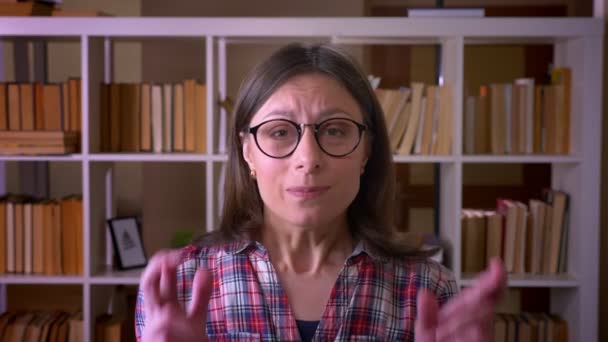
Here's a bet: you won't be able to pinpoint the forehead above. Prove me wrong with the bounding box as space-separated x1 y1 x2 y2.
251 73 363 123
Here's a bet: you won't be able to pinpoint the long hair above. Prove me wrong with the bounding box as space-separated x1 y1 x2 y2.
197 43 424 258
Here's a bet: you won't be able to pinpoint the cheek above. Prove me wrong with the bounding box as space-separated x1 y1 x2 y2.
252 160 283 200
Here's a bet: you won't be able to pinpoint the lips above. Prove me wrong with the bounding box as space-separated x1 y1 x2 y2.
286 186 330 199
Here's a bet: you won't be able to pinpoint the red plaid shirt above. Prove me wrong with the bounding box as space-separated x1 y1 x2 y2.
135 240 457 341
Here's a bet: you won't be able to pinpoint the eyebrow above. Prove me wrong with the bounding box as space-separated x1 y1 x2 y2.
262 108 356 121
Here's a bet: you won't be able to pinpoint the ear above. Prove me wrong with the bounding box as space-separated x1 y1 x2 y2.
240 132 255 171
361 156 368 175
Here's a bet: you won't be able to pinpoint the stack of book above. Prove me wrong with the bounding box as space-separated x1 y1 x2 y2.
0 310 82 342
0 130 78 155
493 312 568 342
0 194 84 276
0 0 54 16
374 83 453 155
463 67 571 155
0 79 81 155
99 80 207 154
461 189 569 275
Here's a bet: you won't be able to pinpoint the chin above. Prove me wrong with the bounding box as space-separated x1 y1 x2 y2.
288 208 342 229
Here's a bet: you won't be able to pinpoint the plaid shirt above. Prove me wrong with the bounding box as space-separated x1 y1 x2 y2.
135 240 458 341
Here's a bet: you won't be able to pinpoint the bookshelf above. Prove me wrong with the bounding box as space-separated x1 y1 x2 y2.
0 17 603 341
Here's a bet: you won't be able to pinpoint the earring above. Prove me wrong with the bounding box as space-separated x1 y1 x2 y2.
250 169 257 178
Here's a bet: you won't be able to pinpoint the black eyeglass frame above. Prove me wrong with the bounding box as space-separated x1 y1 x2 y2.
247 117 367 158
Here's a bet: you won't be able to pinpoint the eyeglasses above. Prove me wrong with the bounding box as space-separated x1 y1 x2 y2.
247 117 366 158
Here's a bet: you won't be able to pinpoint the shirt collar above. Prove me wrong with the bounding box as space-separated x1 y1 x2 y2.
223 238 388 263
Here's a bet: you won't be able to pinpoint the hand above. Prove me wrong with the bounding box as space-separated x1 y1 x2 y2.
140 250 213 342
415 258 507 341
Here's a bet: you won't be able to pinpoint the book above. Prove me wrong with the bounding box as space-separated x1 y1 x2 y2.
151 84 163 153
172 83 185 152
407 8 485 17
0 1 54 16
183 79 196 152
398 82 424 155
140 83 152 152
194 83 207 153
7 83 20 130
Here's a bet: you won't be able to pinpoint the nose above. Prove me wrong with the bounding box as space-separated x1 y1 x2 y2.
293 125 322 173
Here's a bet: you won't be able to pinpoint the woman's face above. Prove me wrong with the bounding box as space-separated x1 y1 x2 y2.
242 73 369 230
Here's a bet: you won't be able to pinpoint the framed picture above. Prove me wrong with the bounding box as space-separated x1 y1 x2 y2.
107 216 148 270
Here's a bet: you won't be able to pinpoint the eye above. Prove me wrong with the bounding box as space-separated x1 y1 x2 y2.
270 128 290 138
259 121 296 140
320 119 354 138
326 126 345 136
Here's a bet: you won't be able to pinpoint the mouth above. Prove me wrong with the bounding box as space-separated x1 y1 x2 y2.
286 186 330 199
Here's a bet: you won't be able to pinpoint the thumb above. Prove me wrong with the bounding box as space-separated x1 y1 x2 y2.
415 289 438 342
188 268 214 321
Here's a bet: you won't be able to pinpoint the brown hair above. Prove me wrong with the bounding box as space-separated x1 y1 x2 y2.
197 43 423 258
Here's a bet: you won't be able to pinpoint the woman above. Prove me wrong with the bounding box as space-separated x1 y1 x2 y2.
135 43 506 341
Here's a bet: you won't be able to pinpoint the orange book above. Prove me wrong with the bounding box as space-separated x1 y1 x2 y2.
14 202 24 273
0 1 54 16
194 83 207 153
74 197 83 275
69 78 80 132
0 83 7 130
7 83 20 130
173 83 185 152
20 83 35 130
60 198 74 275
52 202 63 275
140 83 152 152
62 81 70 131
42 84 63 130
183 79 196 152
34 82 44 130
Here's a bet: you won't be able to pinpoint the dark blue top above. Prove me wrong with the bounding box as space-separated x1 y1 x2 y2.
296 320 319 342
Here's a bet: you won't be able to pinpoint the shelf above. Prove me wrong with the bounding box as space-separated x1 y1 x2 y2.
90 267 143 285
87 153 225 162
461 155 581 164
460 273 579 288
0 154 84 162
0 274 85 285
392 155 455 163
0 18 601 38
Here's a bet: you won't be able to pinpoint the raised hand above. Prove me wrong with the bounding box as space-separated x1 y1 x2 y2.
140 250 213 342
415 258 507 342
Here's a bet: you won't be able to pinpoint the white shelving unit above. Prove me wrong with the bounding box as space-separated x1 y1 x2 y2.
0 17 603 341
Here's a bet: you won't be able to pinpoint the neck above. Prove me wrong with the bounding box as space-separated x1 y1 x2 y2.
260 212 354 275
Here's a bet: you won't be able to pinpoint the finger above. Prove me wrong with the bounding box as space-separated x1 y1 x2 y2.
159 251 182 304
140 251 170 312
435 301 494 341
438 258 506 322
188 268 214 321
415 289 438 342
437 314 494 342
